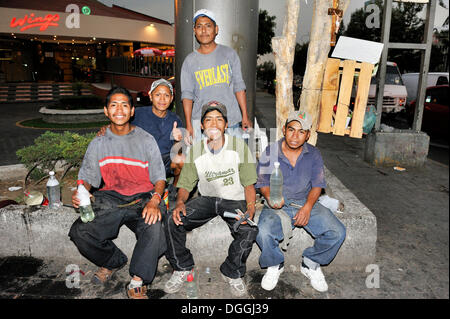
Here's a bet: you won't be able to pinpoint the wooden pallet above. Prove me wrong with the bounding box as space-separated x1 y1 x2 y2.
317 58 374 138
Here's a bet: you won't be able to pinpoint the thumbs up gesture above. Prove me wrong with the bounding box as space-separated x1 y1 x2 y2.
172 121 182 142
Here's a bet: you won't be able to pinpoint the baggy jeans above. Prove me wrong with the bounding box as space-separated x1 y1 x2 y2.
68 190 167 284
256 198 346 268
164 196 258 279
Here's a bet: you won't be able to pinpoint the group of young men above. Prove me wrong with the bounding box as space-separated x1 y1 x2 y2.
68 9 346 299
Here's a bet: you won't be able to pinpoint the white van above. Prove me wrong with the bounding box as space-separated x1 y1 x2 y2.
367 62 408 113
401 72 449 104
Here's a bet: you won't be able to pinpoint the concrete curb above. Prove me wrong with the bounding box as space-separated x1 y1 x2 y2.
0 165 377 271
39 107 107 124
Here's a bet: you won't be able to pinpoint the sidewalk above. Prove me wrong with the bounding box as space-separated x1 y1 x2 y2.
0 90 448 300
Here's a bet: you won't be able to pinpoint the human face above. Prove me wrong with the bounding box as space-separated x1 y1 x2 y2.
201 110 227 141
104 93 134 126
282 121 310 150
194 16 218 46
150 85 173 112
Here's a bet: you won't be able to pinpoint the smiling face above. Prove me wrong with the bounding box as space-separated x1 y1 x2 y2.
282 120 310 150
194 16 218 46
150 85 173 113
201 109 227 141
104 93 134 127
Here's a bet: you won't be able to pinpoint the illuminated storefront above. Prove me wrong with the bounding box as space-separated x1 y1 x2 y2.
0 0 174 82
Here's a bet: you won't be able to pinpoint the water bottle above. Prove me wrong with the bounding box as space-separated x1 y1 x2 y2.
269 162 283 207
46 171 61 208
76 180 95 223
186 273 198 299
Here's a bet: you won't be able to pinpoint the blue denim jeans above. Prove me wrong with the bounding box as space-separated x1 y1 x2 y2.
256 198 346 268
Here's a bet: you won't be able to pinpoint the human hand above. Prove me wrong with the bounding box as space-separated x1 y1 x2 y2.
241 115 252 130
293 205 311 227
172 202 186 226
142 197 162 225
241 205 256 225
268 197 285 209
172 122 183 142
71 190 80 208
184 125 194 145
96 124 110 137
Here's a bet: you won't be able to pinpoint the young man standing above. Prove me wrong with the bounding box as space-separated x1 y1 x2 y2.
255 111 346 293
163 101 258 297
69 87 167 299
181 9 251 142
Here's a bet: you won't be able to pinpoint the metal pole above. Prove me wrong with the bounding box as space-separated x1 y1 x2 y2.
374 0 392 131
412 0 436 132
174 0 194 123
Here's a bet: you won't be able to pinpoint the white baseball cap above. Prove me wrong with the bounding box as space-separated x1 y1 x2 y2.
149 78 173 95
194 9 216 24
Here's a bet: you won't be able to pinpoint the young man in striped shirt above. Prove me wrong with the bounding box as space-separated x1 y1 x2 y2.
69 87 167 299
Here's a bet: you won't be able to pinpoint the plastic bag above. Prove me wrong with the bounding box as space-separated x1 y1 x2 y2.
363 104 376 134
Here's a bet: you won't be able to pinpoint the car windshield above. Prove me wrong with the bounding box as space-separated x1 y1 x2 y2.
371 65 404 85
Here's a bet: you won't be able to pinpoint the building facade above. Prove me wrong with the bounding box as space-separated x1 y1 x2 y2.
0 0 174 83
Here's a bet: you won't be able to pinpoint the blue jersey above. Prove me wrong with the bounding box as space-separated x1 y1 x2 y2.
132 107 183 155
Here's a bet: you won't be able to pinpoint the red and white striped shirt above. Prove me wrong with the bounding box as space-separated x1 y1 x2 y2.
78 127 166 196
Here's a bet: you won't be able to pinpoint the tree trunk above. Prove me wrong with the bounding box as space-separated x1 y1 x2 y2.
272 0 300 140
298 0 350 146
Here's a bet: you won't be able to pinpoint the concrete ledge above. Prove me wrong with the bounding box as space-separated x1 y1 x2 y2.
0 167 377 271
364 130 430 167
39 107 107 124
186 167 377 270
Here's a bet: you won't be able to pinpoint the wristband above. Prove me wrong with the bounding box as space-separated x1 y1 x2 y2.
152 192 162 202
247 201 256 208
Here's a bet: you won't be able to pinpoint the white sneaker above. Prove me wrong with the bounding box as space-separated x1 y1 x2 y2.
221 274 247 297
301 265 328 292
164 270 192 294
261 265 284 291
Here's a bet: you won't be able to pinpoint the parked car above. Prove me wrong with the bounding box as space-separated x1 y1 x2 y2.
402 72 449 104
367 62 408 114
407 84 449 141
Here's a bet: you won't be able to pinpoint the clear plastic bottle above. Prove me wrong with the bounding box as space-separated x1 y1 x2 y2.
186 273 198 299
269 161 283 207
76 180 95 223
46 171 61 208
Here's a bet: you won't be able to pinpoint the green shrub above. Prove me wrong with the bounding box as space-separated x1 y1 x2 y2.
48 95 104 110
16 131 96 182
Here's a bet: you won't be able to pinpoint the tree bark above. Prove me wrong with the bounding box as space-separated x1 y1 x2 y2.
298 0 350 146
272 0 300 140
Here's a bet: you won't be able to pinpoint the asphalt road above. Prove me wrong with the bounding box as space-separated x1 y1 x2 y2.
0 100 448 167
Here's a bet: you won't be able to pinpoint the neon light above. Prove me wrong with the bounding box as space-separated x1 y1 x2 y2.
82 6 91 15
10 13 60 32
